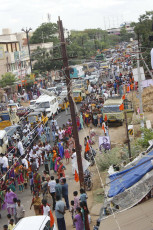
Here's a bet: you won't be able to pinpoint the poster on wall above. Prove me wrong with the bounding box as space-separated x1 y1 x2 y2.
0 46 4 59
99 136 111 151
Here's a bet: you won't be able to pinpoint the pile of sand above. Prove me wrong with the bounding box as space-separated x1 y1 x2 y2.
142 85 153 112
128 86 153 112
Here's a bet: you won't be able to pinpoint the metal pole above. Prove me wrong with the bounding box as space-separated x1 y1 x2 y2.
124 111 132 161
22 28 32 73
57 17 84 188
26 30 32 73
137 48 144 128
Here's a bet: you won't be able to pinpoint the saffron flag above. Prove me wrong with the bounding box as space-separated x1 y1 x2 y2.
102 123 106 133
119 104 124 111
122 95 125 100
50 210 54 228
75 170 79 182
104 115 107 122
85 142 90 153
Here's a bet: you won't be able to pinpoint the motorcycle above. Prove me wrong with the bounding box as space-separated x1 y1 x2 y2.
85 147 96 166
84 169 93 191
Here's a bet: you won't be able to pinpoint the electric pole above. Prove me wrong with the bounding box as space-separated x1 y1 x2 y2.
57 17 84 188
124 110 132 161
137 48 144 129
21 27 32 73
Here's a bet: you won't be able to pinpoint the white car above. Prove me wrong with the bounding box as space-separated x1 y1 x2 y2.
7 103 21 112
29 100 36 111
13 216 57 230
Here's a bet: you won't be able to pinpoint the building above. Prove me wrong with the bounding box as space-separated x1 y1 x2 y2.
0 28 54 80
107 22 134 36
0 28 31 80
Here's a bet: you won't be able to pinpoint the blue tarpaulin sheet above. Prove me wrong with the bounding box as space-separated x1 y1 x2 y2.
108 150 153 197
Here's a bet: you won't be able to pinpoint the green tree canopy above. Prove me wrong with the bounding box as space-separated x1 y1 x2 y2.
30 22 59 44
0 72 16 88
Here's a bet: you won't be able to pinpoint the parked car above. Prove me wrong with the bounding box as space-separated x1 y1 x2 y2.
17 107 30 118
0 130 8 155
29 100 36 111
4 125 23 142
13 215 57 230
7 103 21 112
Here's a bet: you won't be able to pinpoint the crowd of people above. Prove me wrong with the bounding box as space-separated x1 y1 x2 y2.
0 108 92 230
0 45 138 230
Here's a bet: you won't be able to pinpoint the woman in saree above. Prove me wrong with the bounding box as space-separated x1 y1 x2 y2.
58 140 64 159
68 135 75 154
80 201 90 230
57 161 66 179
54 157 61 173
33 170 41 192
49 150 57 171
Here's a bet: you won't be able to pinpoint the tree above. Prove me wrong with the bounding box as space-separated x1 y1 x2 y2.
0 72 16 88
31 46 62 72
30 22 59 44
133 11 153 68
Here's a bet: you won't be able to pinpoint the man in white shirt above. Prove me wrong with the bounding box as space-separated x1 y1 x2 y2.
48 176 56 210
42 199 50 216
1 154 9 173
17 139 24 156
21 157 28 169
71 148 76 175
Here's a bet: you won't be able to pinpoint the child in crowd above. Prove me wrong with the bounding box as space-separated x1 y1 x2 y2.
73 191 80 212
69 200 75 227
7 214 12 225
80 188 88 204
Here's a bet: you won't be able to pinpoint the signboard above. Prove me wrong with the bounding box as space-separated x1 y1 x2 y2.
128 125 134 136
0 46 4 60
133 67 145 82
146 120 152 129
99 136 111 151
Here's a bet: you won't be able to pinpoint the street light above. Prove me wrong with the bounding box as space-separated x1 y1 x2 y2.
21 27 32 73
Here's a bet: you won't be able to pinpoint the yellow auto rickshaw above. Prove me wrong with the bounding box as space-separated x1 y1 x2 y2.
73 89 83 103
27 111 42 127
0 112 12 130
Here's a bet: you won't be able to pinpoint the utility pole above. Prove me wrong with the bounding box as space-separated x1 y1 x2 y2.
57 17 84 188
124 110 132 161
137 48 144 128
21 27 32 73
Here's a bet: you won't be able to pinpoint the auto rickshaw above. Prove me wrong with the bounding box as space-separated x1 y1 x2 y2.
73 89 83 103
58 98 69 111
27 111 42 127
0 112 12 130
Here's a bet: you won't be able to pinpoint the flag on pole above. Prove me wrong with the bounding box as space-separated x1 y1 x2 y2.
85 142 90 153
102 123 106 133
75 170 79 182
104 114 107 122
50 210 54 228
119 104 124 111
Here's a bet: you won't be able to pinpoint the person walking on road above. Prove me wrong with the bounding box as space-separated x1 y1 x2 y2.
55 195 66 230
48 176 56 210
16 199 25 223
61 178 69 210
55 179 62 200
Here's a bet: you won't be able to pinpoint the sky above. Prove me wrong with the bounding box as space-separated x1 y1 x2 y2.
0 0 153 33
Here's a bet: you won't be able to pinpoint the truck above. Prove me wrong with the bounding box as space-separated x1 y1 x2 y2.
103 98 124 125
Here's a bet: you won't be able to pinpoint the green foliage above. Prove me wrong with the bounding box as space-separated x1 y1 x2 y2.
138 128 153 148
97 141 146 172
0 72 16 88
31 46 62 73
30 22 58 44
133 11 153 69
